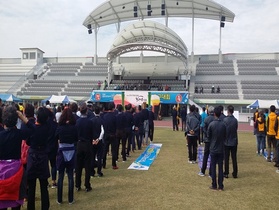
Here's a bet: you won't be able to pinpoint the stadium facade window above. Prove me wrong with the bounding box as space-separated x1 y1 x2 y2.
30 52 36 59
23 53 28 59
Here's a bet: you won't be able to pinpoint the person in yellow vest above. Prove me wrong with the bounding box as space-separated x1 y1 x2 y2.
273 113 279 167
255 111 266 156
266 105 277 162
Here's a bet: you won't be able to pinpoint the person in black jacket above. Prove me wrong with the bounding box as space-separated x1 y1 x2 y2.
208 107 226 191
223 105 238 179
198 106 215 177
115 105 126 162
134 105 144 150
91 106 104 176
46 109 58 189
180 106 187 131
55 108 78 204
171 106 178 131
124 104 134 157
0 106 32 210
75 103 94 192
185 105 200 163
103 102 118 169
25 107 51 210
148 105 155 143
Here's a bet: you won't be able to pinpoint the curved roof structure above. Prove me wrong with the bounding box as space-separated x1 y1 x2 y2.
83 0 235 29
107 20 188 63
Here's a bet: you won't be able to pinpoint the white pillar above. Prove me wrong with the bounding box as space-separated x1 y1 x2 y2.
94 28 98 65
140 51 144 63
191 12 195 64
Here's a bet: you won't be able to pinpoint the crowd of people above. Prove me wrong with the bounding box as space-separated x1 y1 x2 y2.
0 99 155 210
253 105 279 173
184 104 238 191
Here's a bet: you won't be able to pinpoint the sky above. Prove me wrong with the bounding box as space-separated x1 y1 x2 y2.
0 0 278 58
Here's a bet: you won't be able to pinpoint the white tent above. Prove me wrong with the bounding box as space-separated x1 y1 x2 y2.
42 95 76 104
246 99 279 109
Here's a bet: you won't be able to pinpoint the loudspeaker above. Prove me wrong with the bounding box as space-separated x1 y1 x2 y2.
88 29 92 34
87 24 91 29
134 12 138 17
161 4 165 9
148 10 152 16
221 16 226 21
220 22 225 28
161 10 165 15
147 4 151 10
134 6 137 11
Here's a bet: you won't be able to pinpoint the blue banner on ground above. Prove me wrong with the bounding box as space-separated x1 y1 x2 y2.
198 146 211 169
128 144 162 170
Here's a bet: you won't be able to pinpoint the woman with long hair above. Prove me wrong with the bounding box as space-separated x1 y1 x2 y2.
55 108 78 204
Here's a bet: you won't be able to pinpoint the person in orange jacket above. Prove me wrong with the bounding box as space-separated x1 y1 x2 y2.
266 105 277 162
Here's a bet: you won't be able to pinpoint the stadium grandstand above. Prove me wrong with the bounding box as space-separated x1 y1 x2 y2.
1 0 279 122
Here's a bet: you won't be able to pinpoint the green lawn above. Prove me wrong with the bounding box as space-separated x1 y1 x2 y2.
28 128 278 210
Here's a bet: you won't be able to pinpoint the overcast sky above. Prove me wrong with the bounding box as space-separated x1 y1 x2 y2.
0 0 278 58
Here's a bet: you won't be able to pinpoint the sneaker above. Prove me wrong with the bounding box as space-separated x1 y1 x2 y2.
218 188 224 191
56 201 62 204
112 166 119 170
76 187 81 192
51 183 57 189
198 172 205 177
86 187 92 192
188 160 192 164
191 161 196 164
276 170 279 173
267 159 272 162
69 200 75 205
97 172 104 177
209 186 217 190
224 174 229 179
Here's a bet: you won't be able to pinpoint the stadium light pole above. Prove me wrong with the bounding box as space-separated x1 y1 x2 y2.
219 15 225 64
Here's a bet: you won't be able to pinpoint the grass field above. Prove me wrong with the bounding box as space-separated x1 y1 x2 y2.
28 128 279 210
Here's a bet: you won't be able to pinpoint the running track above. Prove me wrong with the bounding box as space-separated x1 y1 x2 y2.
154 119 253 132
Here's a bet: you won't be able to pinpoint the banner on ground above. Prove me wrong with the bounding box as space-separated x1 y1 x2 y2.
198 146 210 169
128 144 162 170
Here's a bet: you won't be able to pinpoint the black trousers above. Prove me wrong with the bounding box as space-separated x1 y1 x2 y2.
224 145 238 177
201 142 211 175
27 178 49 210
172 119 178 131
149 123 154 141
75 141 92 189
210 152 224 189
124 129 132 155
91 141 104 175
187 135 198 161
116 129 125 161
103 134 118 167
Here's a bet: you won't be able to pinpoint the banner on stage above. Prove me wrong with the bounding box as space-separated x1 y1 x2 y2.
128 144 162 170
